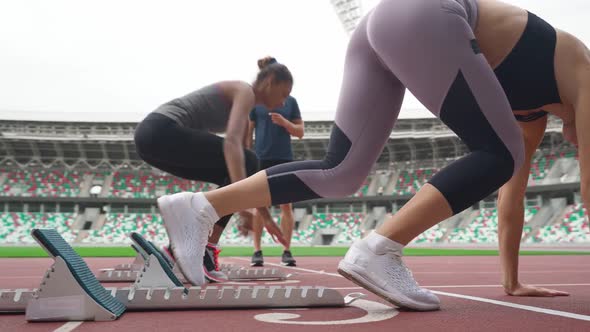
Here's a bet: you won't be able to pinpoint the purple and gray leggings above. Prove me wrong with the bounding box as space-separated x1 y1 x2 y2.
266 0 524 214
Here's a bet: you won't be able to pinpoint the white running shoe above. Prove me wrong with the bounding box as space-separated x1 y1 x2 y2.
162 243 228 283
338 239 440 311
157 192 216 286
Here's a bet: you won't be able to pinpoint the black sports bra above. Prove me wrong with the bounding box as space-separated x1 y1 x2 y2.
493 12 561 122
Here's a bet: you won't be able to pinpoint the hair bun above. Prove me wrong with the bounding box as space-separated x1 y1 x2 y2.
257 56 277 69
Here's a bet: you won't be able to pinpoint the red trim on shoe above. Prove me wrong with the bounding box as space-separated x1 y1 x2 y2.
168 244 226 282
206 243 222 271
162 245 176 262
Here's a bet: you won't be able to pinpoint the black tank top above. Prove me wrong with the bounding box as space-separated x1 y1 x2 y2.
154 84 232 132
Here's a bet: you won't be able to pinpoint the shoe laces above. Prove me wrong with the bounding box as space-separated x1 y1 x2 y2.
207 245 222 271
384 251 421 290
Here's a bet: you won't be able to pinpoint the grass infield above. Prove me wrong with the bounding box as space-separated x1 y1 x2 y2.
1 246 588 258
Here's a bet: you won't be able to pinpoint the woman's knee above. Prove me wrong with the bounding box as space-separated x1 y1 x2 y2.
317 164 369 198
509 138 525 177
336 175 367 197
494 151 518 186
493 127 525 180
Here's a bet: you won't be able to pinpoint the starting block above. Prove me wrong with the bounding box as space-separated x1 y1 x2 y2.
0 229 363 322
0 289 34 313
96 240 290 282
98 266 290 283
24 229 127 321
111 243 145 271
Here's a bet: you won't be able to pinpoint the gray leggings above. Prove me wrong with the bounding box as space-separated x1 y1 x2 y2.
266 0 524 214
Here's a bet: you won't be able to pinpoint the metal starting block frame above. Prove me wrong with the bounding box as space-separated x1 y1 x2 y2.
219 263 241 271
98 264 291 283
2 284 357 313
111 244 145 271
0 289 34 312
0 229 362 321
116 285 350 310
25 256 122 321
106 256 239 273
18 229 126 322
97 244 291 282
121 233 293 285
105 254 239 274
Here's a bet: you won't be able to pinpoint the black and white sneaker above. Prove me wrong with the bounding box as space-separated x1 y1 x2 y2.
251 250 264 267
281 250 296 266
203 243 228 283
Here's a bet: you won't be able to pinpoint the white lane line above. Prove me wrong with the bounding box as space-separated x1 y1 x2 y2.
406 271 590 274
233 258 590 321
53 322 83 332
232 258 343 278
230 258 590 275
224 260 590 275
329 283 590 290
425 283 590 288
432 290 590 321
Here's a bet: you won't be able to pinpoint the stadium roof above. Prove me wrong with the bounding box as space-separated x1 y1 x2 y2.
0 116 570 170
0 107 437 123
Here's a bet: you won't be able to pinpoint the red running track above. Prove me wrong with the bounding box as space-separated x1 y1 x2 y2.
1 255 589 332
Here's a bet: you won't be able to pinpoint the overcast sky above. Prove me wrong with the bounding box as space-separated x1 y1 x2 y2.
1 0 589 122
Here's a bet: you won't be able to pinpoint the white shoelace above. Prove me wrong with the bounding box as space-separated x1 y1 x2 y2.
384 251 423 291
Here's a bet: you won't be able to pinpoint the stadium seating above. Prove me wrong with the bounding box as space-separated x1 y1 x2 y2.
529 150 578 182
217 213 364 245
526 204 588 243
323 213 363 244
0 212 77 244
1 159 582 199
411 224 446 244
109 172 215 198
109 172 155 198
81 213 168 244
352 177 371 197
156 175 214 195
529 153 558 181
393 168 438 196
1 169 83 197
446 206 540 244
1 204 587 245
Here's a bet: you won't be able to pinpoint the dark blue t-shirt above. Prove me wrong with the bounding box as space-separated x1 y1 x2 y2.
249 96 301 161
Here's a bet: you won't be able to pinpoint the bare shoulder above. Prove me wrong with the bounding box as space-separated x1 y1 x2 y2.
556 30 589 64
554 30 590 103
